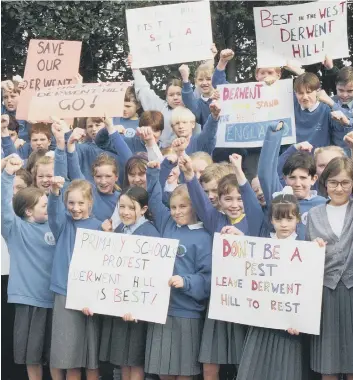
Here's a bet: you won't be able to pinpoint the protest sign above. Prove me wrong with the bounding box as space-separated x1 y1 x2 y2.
215 78 296 148
16 40 82 120
208 233 325 335
126 1 213 68
28 82 130 120
253 1 349 67
66 228 178 324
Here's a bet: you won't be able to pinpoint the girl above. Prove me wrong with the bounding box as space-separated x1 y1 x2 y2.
32 155 54 195
100 186 159 380
48 177 102 380
1 156 59 380
306 156 353 380
145 161 212 380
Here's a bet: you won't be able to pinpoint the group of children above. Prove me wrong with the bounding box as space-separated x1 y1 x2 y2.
1 44 353 380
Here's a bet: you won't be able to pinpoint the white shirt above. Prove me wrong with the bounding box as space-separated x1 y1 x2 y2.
270 232 298 240
300 101 320 112
326 202 348 238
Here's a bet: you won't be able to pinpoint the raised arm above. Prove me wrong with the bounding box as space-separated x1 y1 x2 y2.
51 118 68 179
66 128 86 181
47 176 67 240
180 64 201 122
195 102 220 154
211 49 234 88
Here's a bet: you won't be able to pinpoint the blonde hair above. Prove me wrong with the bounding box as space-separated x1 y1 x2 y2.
33 156 54 187
170 184 191 203
92 154 120 191
195 63 214 80
190 151 213 166
200 163 235 184
314 146 346 161
64 179 94 206
171 106 195 126
255 67 282 75
161 147 175 156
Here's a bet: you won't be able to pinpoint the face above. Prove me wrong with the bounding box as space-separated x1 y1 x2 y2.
13 176 27 195
119 194 147 226
271 214 298 239
201 179 219 207
316 151 343 177
167 166 180 185
170 194 196 226
172 120 195 138
295 86 318 109
86 118 105 140
326 170 353 206
192 159 209 180
93 165 118 194
219 188 244 220
336 81 353 104
9 130 18 142
3 91 20 111
196 73 212 96
127 167 147 189
166 85 182 109
285 168 317 200
30 133 50 151
27 195 48 223
255 68 280 82
251 177 266 206
66 189 91 220
35 164 54 194
123 101 138 119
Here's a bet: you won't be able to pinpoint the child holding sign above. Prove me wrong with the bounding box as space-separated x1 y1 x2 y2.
306 157 353 380
145 161 212 379
100 186 159 380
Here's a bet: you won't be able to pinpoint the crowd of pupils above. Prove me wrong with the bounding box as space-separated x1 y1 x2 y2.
1 45 353 380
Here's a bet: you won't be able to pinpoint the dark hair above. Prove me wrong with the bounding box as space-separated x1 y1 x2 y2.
13 187 45 218
77 117 104 130
319 156 353 196
26 149 48 173
218 174 239 197
29 123 51 140
16 168 33 187
269 193 300 221
120 186 152 220
165 78 182 98
125 86 140 105
283 152 316 177
123 153 148 189
294 72 320 92
336 66 353 86
8 115 19 134
139 111 164 132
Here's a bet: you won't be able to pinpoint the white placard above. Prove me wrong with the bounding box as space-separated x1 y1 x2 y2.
253 1 349 67
1 237 10 276
66 228 178 324
126 1 213 68
216 79 296 148
208 233 325 335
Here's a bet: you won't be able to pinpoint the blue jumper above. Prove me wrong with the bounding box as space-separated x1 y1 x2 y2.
112 117 139 138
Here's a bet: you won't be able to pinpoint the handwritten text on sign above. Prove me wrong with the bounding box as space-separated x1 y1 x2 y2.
253 1 349 67
28 82 130 120
16 40 82 120
208 234 325 335
126 1 213 68
66 228 178 324
216 79 296 148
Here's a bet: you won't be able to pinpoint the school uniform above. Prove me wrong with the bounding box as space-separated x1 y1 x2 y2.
1 103 31 142
331 96 353 156
112 117 139 138
48 192 102 370
306 200 353 375
100 217 159 367
1 171 56 365
145 167 212 376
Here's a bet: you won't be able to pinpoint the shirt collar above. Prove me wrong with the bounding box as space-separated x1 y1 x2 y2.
123 216 147 235
303 190 318 201
270 231 298 240
300 101 320 112
176 221 204 230
229 214 246 225
338 99 353 109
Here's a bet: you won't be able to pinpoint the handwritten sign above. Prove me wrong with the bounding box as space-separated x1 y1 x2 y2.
126 1 213 68
27 82 130 120
16 40 82 120
208 233 325 335
216 79 296 148
254 1 349 67
66 228 178 324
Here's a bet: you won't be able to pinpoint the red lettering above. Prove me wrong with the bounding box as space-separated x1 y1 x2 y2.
260 9 272 27
290 247 302 262
280 28 290 42
149 34 155 42
185 27 191 35
223 239 231 257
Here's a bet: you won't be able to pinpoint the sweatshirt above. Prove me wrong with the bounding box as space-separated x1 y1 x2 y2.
112 117 139 138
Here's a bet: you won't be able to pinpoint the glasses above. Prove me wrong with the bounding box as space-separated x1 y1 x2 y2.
326 179 353 190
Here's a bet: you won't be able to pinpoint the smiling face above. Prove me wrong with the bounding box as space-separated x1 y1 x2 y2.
93 164 118 194
336 81 353 104
86 118 105 140
196 72 212 97
30 133 51 152
218 187 244 220
251 176 266 206
66 189 91 220
119 194 147 226
127 167 147 189
284 168 317 200
26 194 48 223
326 170 353 206
3 91 20 111
166 85 182 109
35 163 54 194
170 194 196 226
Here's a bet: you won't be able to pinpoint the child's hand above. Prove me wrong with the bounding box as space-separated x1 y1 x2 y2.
211 43 218 58
172 137 188 156
331 110 350 126
283 61 305 76
68 128 86 144
167 166 180 185
219 49 234 63
1 114 10 130
127 53 133 68
122 313 138 322
210 89 220 101
14 138 26 149
229 153 242 170
17 81 26 91
178 154 194 181
220 225 244 236
344 131 353 148
264 76 278 86
294 141 313 152
5 156 23 175
82 307 94 316
102 219 113 232
165 153 178 165
322 55 333 70
271 121 284 132
115 125 126 134
209 101 221 120
179 64 190 82
316 89 334 107
51 117 68 140
168 275 184 288
137 126 154 143
313 237 327 248
50 176 65 196
73 73 83 84
1 80 14 92
287 328 300 336
147 161 160 169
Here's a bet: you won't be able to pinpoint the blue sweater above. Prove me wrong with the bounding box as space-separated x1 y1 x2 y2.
1 104 31 142
115 220 160 238
182 82 212 128
212 68 228 88
112 117 139 138
1 136 33 159
258 124 326 240
1 171 55 308
67 149 120 222
147 167 212 318
48 193 102 296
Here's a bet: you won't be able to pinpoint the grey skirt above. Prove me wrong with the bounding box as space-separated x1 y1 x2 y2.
145 316 203 376
50 294 100 370
199 317 246 365
100 315 147 367
13 304 52 365
237 327 304 380
310 283 353 375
